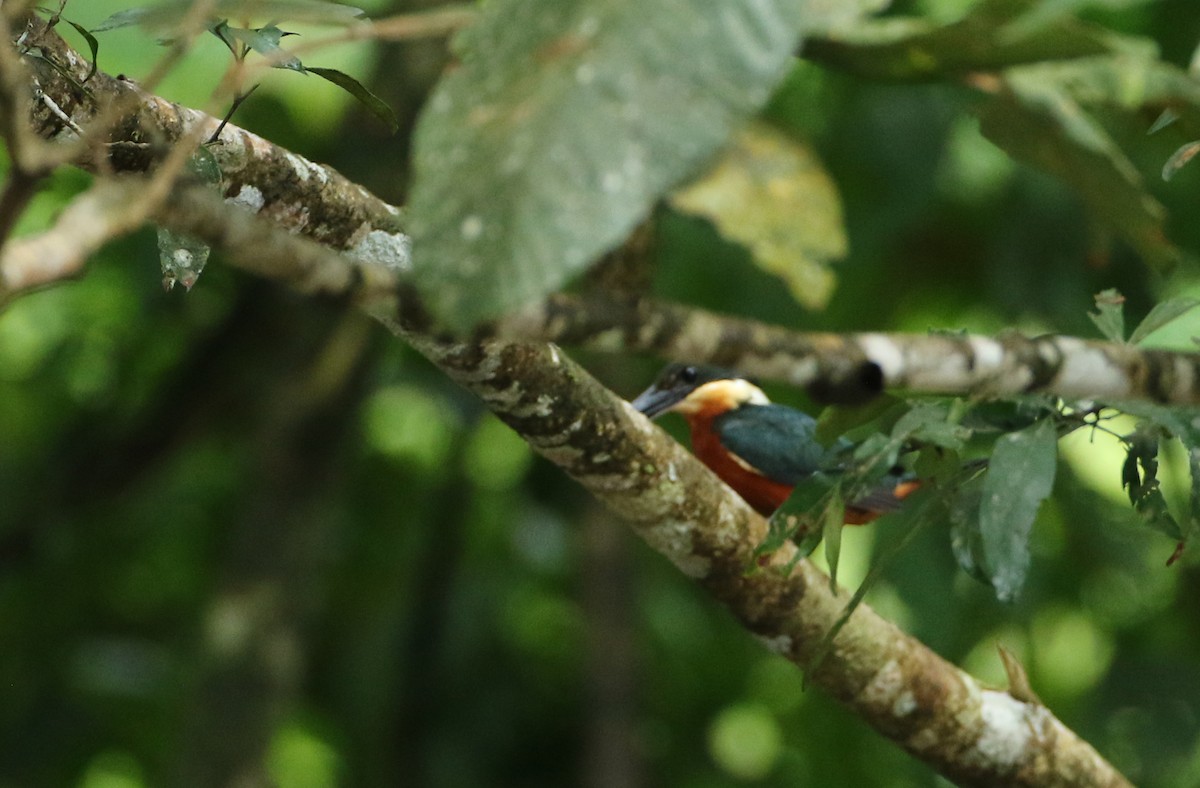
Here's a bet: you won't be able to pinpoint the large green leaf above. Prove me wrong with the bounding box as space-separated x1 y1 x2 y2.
669 121 846 310
978 418 1058 602
407 0 807 329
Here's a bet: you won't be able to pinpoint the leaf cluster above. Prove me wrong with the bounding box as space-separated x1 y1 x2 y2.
772 288 1200 626
85 0 397 133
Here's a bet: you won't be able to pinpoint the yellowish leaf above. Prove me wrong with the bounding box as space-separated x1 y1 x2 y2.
670 121 846 310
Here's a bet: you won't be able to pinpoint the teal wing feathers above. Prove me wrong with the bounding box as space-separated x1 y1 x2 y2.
716 404 911 512
712 404 833 485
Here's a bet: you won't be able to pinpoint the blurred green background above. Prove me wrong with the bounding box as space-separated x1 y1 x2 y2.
2 0 1200 786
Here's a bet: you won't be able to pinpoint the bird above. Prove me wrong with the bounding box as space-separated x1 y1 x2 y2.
630 363 920 523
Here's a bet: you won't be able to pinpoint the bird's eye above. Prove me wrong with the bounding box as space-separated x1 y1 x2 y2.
680 366 698 384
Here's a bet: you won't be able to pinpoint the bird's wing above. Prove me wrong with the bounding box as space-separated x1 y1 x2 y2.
713 404 829 485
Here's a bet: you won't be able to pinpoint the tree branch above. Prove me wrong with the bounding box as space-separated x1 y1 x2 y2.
502 294 1200 407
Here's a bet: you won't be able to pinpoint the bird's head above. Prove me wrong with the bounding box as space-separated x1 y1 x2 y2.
630 363 769 419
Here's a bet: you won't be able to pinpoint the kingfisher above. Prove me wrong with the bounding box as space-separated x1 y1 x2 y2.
630 363 920 523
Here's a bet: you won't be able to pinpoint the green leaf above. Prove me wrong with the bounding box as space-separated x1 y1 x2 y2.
64 19 100 82
979 71 1179 269
822 488 844 591
1186 445 1200 544
914 445 964 483
407 0 807 329
1004 0 1158 40
1088 288 1126 342
308 67 399 134
91 8 152 32
764 472 839 558
962 397 1057 433
188 146 223 185
1147 108 1178 135
93 0 365 32
979 418 1059 602
1128 297 1200 344
1118 411 1200 550
891 401 970 451
814 395 904 446
669 120 845 310
1007 56 1200 123
801 0 1131 81
157 226 210 292
1113 400 1200 446
213 23 304 71
948 483 989 585
1120 427 1183 540
848 431 905 486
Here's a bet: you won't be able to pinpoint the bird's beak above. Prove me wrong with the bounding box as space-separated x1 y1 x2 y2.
630 385 686 419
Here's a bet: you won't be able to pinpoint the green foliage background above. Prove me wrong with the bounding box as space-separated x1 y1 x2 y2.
2 0 1200 786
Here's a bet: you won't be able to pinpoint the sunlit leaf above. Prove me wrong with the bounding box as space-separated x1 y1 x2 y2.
670 121 845 310
979 418 1058 602
1128 297 1200 344
407 0 808 329
1088 288 1125 343
308 67 399 134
